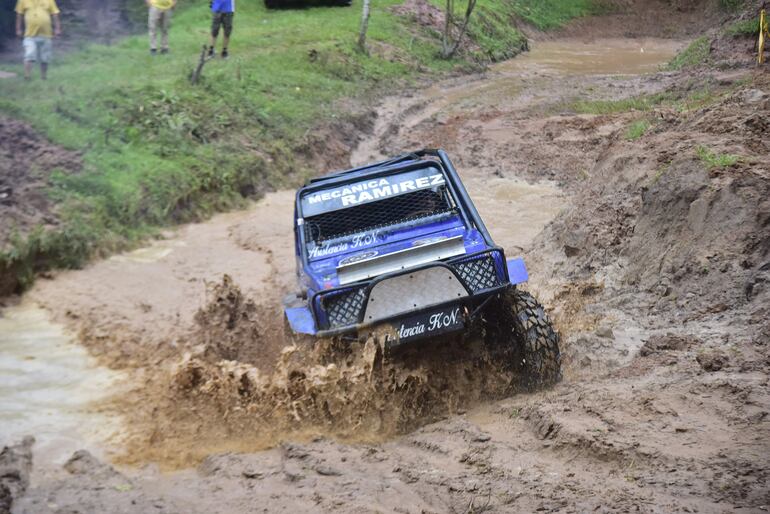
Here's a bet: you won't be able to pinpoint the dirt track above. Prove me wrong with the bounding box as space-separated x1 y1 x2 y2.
2 2 770 512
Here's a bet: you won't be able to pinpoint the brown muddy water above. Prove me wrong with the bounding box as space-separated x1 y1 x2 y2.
400 38 681 118
0 300 121 466
511 38 681 75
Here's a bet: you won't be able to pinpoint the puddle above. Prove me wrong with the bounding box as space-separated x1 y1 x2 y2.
0 300 121 466
414 38 680 121
505 38 681 75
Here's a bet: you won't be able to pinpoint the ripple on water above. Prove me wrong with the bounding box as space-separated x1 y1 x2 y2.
0 300 121 465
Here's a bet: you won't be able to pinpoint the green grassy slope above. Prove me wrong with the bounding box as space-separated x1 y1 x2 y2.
0 0 599 293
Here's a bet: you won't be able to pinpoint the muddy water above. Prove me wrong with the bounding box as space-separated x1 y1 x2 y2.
0 300 121 465
465 177 564 253
109 240 185 264
508 38 681 75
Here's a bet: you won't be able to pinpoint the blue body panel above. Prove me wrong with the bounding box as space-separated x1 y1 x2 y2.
506 257 529 285
286 306 317 335
304 215 486 292
286 150 531 337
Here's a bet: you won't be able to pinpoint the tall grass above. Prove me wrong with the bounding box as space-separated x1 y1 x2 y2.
508 0 608 30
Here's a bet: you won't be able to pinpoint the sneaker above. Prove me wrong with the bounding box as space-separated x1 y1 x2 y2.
160 48 169 55
150 48 157 55
207 46 214 58
221 49 229 59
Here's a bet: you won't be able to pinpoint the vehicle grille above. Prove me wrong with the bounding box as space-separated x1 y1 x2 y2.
319 252 505 330
323 287 367 328
305 187 455 243
452 255 502 292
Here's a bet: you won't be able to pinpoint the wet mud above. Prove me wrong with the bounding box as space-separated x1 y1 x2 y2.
116 276 526 469
0 117 80 260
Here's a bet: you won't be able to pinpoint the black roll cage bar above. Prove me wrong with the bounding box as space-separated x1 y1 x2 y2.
294 149 495 269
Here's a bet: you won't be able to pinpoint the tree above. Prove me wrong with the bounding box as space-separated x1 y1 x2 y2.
357 0 371 53
441 0 477 59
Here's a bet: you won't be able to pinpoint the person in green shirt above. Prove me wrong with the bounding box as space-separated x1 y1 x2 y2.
146 0 176 55
15 0 62 80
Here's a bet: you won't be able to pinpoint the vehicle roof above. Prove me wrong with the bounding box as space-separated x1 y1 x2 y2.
299 152 442 192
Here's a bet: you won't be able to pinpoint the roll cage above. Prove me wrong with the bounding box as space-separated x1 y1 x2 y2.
293 149 495 268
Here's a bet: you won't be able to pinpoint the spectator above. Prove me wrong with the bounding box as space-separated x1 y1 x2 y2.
15 0 61 80
147 0 176 55
208 0 234 59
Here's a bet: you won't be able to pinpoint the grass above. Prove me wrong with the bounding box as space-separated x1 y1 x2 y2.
724 18 759 37
673 87 720 112
718 0 745 12
696 145 740 169
507 0 608 31
465 0 528 62
650 162 671 185
562 84 725 117
625 119 651 141
668 36 711 70
565 92 671 115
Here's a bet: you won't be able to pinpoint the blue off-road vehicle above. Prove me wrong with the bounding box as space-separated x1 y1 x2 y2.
284 149 560 385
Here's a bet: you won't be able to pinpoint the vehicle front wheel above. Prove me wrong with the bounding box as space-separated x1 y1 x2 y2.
484 288 561 389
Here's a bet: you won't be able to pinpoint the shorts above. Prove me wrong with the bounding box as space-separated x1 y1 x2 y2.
23 37 53 64
211 12 234 38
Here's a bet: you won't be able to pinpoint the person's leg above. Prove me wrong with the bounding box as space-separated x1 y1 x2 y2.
22 37 35 79
223 13 231 49
221 13 233 58
148 7 158 53
209 12 221 57
38 38 51 80
160 10 170 52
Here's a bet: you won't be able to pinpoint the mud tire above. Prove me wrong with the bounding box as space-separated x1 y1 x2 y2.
485 288 561 390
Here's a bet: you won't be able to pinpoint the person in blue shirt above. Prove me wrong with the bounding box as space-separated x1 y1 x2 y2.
208 0 234 59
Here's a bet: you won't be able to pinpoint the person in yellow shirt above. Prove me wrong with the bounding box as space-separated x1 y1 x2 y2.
15 0 61 80
147 0 176 55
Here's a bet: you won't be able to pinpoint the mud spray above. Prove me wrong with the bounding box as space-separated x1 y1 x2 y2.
115 276 523 469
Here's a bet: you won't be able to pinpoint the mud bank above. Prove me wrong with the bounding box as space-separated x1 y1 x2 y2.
0 117 81 251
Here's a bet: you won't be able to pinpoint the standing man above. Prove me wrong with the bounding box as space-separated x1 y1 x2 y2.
15 0 61 80
147 0 176 55
208 0 234 59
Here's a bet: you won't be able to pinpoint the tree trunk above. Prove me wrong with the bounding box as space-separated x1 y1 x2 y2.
442 0 453 58
441 0 476 59
357 0 371 53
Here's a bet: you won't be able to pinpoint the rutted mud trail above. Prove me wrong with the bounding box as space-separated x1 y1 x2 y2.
4 3 770 511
